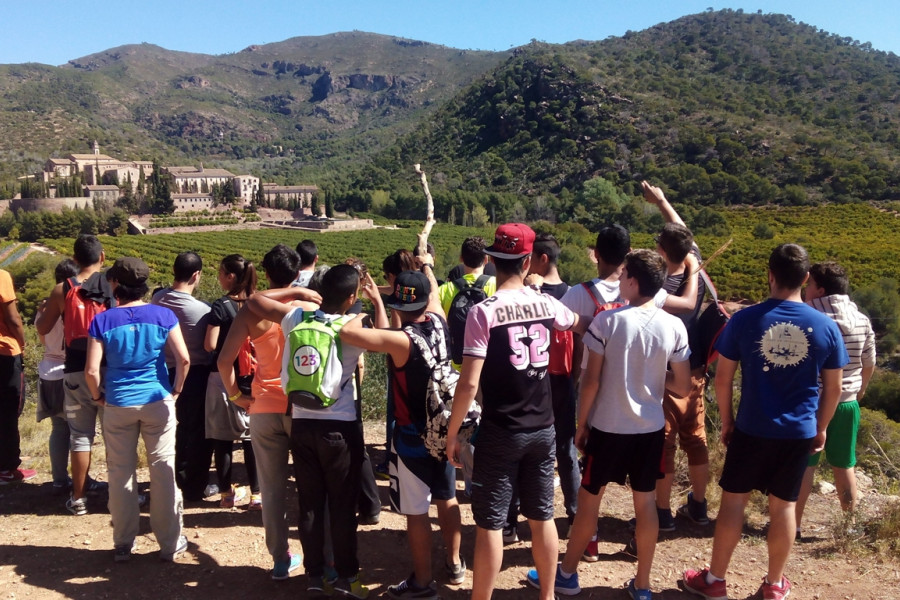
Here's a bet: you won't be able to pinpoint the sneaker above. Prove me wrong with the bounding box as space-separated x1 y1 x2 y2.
308 575 328 598
0 468 37 485
248 493 262 511
374 462 390 481
678 492 710 525
66 496 87 516
86 478 109 495
502 524 519 544
621 537 638 559
324 565 339 584
760 576 792 600
626 578 653 600
526 563 581 596
52 480 72 496
657 507 676 531
203 483 219 498
446 558 466 585
220 484 247 508
114 540 137 563
581 537 599 562
159 535 188 561
628 508 675 532
358 512 380 525
271 553 302 580
333 575 370 599
682 568 727 600
387 574 438 599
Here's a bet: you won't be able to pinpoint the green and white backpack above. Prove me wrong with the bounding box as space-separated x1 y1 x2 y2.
285 311 354 410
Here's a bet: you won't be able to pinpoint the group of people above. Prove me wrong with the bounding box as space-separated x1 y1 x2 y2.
0 180 876 600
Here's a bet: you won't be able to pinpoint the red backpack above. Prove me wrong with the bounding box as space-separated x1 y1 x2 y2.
63 276 107 351
548 282 623 376
222 298 257 393
582 280 625 318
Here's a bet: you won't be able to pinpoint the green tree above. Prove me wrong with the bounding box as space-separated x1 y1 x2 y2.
571 177 629 230
254 185 264 211
470 202 489 227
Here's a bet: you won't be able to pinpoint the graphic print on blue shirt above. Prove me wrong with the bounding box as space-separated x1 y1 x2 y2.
715 299 848 439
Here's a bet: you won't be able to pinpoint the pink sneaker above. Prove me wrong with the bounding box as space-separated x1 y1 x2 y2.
682 568 727 600
760 576 791 600
0 468 37 485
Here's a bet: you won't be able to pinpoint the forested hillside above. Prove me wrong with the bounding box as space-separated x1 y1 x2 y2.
338 10 900 224
2 10 898 220
0 33 507 187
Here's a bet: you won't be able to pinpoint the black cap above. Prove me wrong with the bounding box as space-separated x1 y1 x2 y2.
107 257 149 286
386 271 430 312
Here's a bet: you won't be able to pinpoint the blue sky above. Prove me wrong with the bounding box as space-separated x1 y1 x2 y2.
2 1 898 66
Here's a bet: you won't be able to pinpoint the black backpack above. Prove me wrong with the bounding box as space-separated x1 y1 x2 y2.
447 275 490 364
689 270 731 371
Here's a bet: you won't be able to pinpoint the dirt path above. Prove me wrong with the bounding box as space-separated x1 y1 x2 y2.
1 423 897 599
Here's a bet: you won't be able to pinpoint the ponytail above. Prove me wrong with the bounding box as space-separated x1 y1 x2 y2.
220 254 258 300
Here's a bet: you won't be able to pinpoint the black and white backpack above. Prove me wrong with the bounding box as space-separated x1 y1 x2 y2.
405 316 481 460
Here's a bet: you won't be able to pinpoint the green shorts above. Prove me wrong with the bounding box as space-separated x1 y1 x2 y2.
808 400 860 469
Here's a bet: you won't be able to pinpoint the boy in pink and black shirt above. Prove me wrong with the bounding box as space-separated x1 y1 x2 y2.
446 223 583 600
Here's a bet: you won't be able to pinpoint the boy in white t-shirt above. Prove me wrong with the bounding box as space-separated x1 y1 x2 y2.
529 249 691 600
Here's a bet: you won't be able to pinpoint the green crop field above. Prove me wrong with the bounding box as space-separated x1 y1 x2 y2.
40 223 495 302
38 203 900 304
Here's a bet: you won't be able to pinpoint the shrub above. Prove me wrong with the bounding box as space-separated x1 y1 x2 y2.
752 222 775 239
861 370 900 422
857 407 900 486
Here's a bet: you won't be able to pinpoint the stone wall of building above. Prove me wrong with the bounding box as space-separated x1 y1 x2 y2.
9 197 94 213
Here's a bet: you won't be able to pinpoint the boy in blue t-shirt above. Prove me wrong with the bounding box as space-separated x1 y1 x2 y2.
684 244 848 600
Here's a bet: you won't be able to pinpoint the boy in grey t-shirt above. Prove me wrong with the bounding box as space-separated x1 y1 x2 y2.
529 249 691 600
151 251 212 501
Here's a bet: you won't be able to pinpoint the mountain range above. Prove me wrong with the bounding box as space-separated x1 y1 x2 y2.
1 9 898 213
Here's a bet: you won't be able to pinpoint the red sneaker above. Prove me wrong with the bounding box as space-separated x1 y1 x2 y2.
0 468 37 485
760 576 792 600
581 537 599 562
682 568 727 600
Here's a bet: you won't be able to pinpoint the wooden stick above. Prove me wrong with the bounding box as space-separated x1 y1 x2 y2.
691 238 733 276
414 163 435 258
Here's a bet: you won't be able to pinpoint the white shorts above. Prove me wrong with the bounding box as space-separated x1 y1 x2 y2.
388 439 456 516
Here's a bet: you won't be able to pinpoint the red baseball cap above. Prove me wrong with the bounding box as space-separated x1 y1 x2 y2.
484 223 536 259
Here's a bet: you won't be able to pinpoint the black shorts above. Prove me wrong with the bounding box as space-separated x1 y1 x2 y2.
471 420 556 530
719 428 814 502
581 427 664 494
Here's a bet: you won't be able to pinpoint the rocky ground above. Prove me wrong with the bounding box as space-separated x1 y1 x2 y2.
1 423 898 600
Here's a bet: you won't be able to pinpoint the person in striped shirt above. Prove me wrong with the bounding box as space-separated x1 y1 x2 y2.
794 261 876 535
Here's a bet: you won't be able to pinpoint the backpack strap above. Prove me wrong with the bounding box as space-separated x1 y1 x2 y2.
699 269 719 304
405 326 439 371
453 277 470 292
222 297 239 320
472 275 490 290
581 280 605 313
405 316 451 371
63 276 80 297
